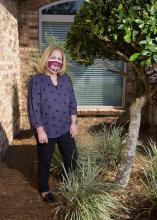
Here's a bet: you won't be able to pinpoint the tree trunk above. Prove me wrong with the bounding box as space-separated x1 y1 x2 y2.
116 95 147 187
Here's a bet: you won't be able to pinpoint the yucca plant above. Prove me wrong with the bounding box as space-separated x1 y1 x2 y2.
142 139 157 202
53 157 126 220
50 124 127 177
92 124 127 169
49 139 86 177
50 137 103 177
76 138 102 166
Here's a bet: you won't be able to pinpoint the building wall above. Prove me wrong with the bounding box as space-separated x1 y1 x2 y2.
0 0 150 159
0 0 21 157
18 0 57 128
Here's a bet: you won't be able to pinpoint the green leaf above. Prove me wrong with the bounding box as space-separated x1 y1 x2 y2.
118 3 124 18
132 6 141 10
135 19 143 24
153 55 157 62
85 19 91 23
108 26 111 32
124 28 131 43
118 24 124 30
146 58 152 66
139 40 146 45
99 26 104 35
132 30 139 41
114 34 118 41
146 36 151 44
124 33 131 43
129 53 141 61
141 50 150 56
146 3 151 11
95 24 99 34
139 23 144 28
147 45 157 53
118 3 123 12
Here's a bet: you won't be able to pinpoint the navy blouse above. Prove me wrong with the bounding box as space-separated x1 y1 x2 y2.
27 73 77 138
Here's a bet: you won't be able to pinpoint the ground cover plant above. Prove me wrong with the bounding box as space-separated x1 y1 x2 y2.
50 124 128 220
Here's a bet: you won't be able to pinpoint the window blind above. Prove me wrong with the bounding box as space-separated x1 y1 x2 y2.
42 21 124 106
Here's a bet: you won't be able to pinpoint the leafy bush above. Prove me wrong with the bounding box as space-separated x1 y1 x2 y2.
53 157 126 220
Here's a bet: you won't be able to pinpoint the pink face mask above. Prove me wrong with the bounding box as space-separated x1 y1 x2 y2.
47 59 63 73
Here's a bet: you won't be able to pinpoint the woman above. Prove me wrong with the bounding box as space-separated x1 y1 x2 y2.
27 46 78 203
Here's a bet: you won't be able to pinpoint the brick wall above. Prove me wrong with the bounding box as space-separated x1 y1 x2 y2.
18 0 57 129
0 0 21 157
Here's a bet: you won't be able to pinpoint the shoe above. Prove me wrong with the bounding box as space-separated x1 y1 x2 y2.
41 192 55 203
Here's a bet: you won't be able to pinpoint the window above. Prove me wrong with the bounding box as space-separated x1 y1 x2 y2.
39 0 125 107
42 0 83 15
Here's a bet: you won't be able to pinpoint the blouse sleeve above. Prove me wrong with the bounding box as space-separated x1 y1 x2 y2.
68 76 77 116
27 75 44 128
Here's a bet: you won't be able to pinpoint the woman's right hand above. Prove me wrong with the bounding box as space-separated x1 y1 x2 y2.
37 127 48 144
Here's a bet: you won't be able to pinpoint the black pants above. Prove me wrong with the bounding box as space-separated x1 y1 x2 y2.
34 131 77 193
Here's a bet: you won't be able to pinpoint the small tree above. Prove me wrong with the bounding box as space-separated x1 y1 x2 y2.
66 0 157 187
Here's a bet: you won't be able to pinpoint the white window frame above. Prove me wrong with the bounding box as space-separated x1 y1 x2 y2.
39 0 126 109
39 0 75 46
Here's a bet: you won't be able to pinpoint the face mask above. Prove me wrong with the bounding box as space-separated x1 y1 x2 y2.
47 59 63 73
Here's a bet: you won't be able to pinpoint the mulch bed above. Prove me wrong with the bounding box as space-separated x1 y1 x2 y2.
0 125 157 220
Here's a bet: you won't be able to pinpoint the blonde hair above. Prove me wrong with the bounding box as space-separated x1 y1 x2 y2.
38 46 67 75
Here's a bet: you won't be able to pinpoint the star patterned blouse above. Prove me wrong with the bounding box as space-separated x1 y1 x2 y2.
27 73 77 138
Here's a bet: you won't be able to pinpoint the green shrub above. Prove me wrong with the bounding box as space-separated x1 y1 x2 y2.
53 157 126 220
50 124 127 177
92 124 127 169
143 139 157 201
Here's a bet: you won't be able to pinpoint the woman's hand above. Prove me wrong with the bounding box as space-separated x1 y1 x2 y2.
70 124 78 138
37 127 48 144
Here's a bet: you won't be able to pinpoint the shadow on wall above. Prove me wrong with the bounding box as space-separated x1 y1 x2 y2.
12 84 20 137
0 81 38 189
1 128 38 190
0 123 9 159
0 84 20 158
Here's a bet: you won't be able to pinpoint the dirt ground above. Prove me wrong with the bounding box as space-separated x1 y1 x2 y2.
0 124 157 220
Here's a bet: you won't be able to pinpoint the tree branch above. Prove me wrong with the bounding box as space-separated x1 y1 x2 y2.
116 50 129 62
130 42 139 51
150 85 157 97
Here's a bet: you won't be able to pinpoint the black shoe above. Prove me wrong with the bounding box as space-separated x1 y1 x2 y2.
41 192 55 203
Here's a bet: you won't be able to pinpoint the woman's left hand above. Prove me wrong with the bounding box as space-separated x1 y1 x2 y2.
70 124 78 138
